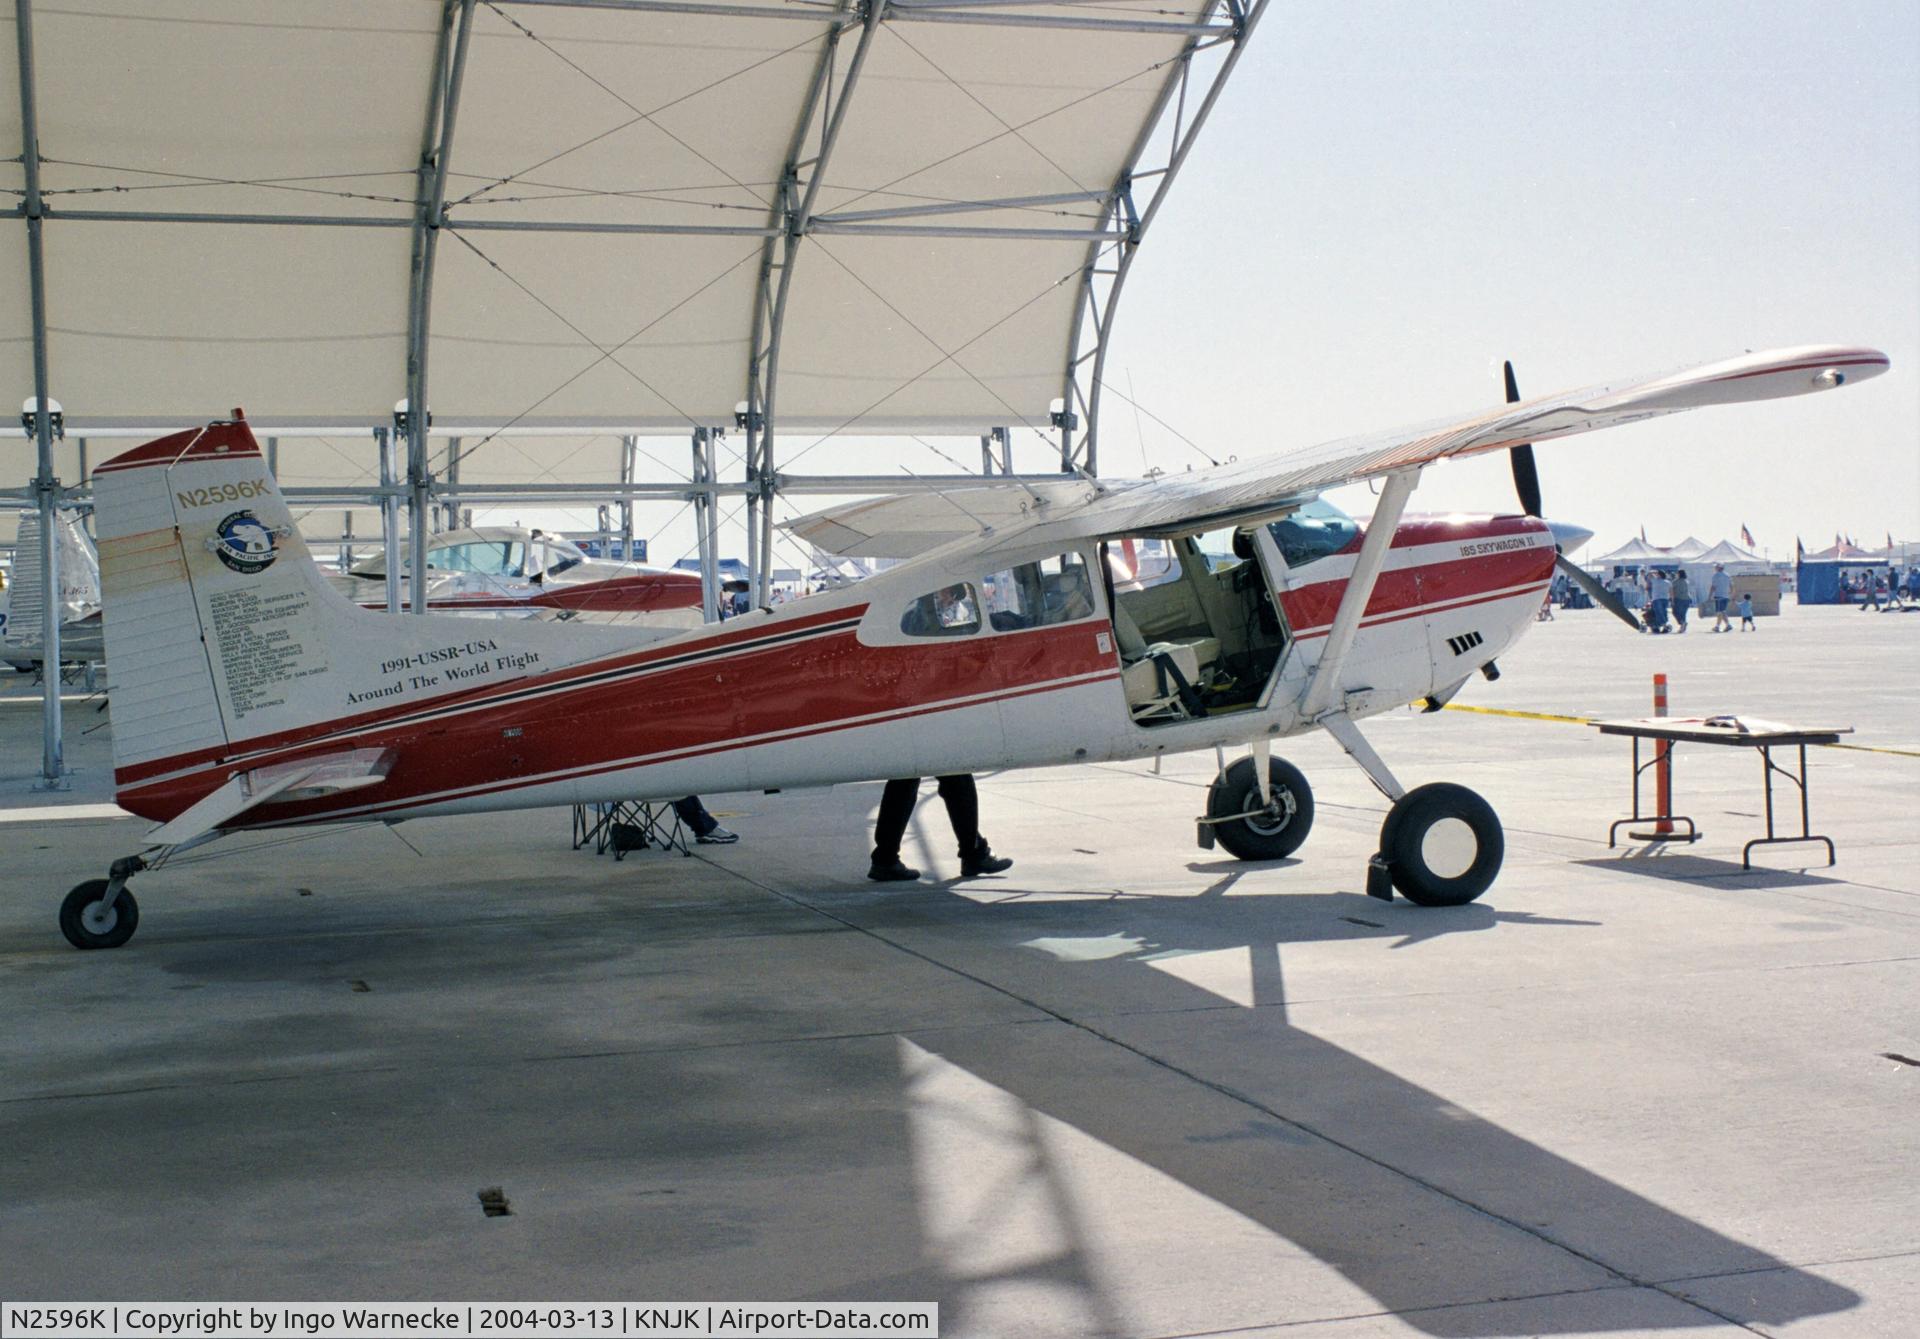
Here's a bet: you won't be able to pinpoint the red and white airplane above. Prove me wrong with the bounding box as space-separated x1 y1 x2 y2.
328 524 703 625
57 345 1888 949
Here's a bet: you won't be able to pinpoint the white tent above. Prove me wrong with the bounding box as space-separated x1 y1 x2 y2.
1589 536 1670 566
1693 539 1767 569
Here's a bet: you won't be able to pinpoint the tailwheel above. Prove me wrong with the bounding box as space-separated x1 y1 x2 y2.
1206 756 1315 861
1379 783 1503 906
59 879 140 950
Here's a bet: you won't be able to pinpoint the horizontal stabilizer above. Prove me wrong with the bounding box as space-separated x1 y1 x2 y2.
146 748 392 846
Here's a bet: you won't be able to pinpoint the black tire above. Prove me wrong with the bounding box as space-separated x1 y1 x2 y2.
1207 756 1315 861
1380 783 1503 906
59 879 139 950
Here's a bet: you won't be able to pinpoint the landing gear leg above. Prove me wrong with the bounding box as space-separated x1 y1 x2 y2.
1202 744 1316 862
1320 715 1504 905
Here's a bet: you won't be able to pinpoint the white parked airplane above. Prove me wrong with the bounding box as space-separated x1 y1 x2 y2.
57 345 1888 948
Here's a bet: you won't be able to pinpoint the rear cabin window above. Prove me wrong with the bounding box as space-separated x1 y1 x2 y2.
979 552 1096 630
900 583 982 637
1108 537 1181 592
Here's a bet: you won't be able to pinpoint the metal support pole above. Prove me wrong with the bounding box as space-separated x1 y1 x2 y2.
749 0 882 609
17 0 64 785
705 439 723 616
405 0 476 616
442 436 462 531
265 434 278 478
405 420 430 611
340 510 354 572
757 452 775 607
377 427 403 612
742 441 759 606
980 425 1010 474
692 428 720 621
618 434 637 558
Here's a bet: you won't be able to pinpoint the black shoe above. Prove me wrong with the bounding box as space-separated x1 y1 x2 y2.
868 858 920 882
960 842 1012 878
696 826 739 845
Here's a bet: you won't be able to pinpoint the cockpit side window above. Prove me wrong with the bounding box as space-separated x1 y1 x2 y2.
979 552 1096 630
1267 502 1359 569
900 582 982 637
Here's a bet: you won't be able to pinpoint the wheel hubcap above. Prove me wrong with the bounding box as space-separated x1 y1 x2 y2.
1420 817 1479 880
81 899 118 935
1242 789 1295 836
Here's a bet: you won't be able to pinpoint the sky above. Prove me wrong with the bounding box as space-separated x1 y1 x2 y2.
511 0 1920 570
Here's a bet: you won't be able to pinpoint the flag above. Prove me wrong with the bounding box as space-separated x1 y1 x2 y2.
1888 531 1895 552
1741 523 1755 548
1639 524 1647 542
1796 537 1805 561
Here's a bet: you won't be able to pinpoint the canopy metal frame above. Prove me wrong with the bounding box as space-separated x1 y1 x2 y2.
1060 0 1268 475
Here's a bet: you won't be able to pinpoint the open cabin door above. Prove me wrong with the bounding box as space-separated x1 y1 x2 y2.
1103 529 1293 727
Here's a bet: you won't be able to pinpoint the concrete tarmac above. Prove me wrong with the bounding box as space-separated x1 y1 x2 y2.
2 605 1916 1336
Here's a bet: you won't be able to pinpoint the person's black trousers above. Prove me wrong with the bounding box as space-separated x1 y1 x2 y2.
872 775 980 861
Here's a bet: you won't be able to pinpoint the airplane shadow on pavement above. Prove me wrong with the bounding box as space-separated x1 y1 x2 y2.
787 872 1862 1337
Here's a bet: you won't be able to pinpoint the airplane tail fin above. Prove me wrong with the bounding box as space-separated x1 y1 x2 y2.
93 416 316 785
92 414 651 821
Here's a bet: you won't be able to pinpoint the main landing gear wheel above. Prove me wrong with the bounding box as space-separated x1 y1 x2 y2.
1378 783 1503 906
1208 756 1315 861
59 879 140 950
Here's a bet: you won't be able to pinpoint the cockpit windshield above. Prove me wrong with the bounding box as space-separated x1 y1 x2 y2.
1267 499 1359 569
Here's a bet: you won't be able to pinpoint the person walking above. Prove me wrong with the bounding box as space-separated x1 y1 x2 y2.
1709 564 1733 632
1738 592 1756 630
1648 569 1672 633
868 775 1012 881
1671 569 1693 633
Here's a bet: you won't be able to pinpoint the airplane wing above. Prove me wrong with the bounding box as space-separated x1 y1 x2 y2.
785 478 1101 560
785 345 1888 558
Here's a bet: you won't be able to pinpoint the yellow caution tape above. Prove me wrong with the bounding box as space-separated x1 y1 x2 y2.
1440 702 1920 757
1441 704 1594 725
1828 742 1920 759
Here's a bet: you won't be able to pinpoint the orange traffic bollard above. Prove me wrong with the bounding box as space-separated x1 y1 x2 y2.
1653 673 1673 833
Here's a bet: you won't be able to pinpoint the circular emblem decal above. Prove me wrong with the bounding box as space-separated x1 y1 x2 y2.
213 510 278 575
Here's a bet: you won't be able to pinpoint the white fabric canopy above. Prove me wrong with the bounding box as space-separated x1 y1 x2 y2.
3 0 1236 436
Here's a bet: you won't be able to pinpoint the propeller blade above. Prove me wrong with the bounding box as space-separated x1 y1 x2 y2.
1512 445 1543 518
1504 359 1544 517
1557 553 1641 631
1504 361 1623 626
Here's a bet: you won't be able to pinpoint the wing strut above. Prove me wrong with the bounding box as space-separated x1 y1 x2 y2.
1299 467 1421 721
